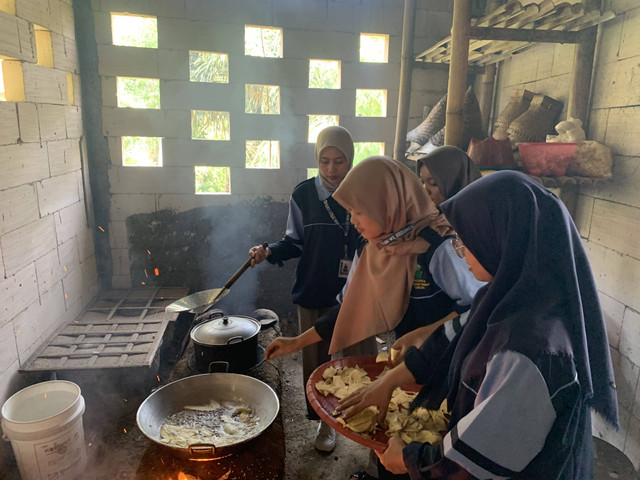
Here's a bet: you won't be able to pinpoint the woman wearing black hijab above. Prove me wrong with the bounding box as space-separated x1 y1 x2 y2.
415 146 482 208
339 171 618 479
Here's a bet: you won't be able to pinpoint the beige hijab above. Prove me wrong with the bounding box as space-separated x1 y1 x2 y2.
329 156 453 354
315 126 354 193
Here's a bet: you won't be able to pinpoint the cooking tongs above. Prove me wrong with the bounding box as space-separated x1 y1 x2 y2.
165 243 268 315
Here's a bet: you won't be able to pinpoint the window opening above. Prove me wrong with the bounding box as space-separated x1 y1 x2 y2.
245 84 280 114
122 136 162 166
360 33 389 63
308 115 338 143
246 140 280 168
111 13 158 48
355 89 387 117
191 110 230 141
189 51 229 83
309 60 340 89
244 25 283 58
307 168 319 179
195 166 231 194
0 58 25 102
354 142 385 165
117 77 160 109
34 25 54 68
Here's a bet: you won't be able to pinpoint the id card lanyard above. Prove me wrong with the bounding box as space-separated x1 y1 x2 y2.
323 199 352 278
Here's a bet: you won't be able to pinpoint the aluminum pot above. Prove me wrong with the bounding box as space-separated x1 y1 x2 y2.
136 373 279 461
190 314 261 373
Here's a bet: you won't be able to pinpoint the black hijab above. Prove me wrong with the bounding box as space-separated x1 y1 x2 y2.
439 171 618 427
416 146 482 200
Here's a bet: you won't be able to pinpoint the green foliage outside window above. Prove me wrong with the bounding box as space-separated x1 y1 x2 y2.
112 14 157 48
195 166 231 194
354 142 385 165
245 84 280 114
191 110 230 140
356 89 386 117
246 141 280 168
309 60 340 89
117 77 160 109
122 137 161 166
189 51 229 83
360 34 388 63
245 26 283 57
307 168 319 179
308 115 339 142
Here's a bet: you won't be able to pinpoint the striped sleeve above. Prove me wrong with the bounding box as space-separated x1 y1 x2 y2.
267 196 304 264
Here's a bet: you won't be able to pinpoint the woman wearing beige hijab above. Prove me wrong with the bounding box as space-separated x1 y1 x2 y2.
265 157 483 477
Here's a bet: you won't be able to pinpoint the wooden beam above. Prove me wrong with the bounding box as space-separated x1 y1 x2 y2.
413 61 485 75
445 0 471 148
393 0 417 162
469 26 583 43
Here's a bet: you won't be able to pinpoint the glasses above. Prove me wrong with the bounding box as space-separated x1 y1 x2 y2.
451 236 466 259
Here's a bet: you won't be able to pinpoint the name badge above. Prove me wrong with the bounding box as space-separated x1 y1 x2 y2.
338 259 353 278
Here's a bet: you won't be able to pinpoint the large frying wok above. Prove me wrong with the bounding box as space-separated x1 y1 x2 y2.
137 373 279 461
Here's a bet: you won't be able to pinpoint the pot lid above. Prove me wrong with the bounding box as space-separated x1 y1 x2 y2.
191 315 260 345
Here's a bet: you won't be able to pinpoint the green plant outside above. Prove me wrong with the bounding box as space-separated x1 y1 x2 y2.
191 110 230 140
122 137 161 166
246 141 280 168
307 168 319 179
354 142 385 165
189 51 229 83
309 60 340 89
245 85 280 114
112 14 157 48
195 166 231 194
117 77 160 109
245 26 282 57
356 89 386 117
308 115 339 142
360 34 387 62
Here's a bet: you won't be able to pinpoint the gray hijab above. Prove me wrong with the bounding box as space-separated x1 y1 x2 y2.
315 126 354 193
416 146 482 200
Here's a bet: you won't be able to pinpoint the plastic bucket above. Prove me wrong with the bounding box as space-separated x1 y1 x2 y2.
1 380 87 480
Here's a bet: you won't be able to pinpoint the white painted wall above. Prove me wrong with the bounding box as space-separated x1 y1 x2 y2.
492 0 640 468
0 0 99 404
89 0 453 288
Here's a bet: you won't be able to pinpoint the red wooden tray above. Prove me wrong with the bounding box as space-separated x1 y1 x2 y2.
305 355 420 450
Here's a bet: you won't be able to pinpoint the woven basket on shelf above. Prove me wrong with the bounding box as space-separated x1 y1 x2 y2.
492 89 535 140
507 94 563 144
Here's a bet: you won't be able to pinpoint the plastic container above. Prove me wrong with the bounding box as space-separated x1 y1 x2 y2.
518 142 578 176
1 380 87 480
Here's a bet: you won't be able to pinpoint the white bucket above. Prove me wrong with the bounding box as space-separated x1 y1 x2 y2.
1 380 87 480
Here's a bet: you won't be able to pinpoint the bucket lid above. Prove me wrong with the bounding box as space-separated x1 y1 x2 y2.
191 315 260 346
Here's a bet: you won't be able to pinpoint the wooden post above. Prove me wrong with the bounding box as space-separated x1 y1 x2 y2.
477 0 501 134
393 0 417 162
568 27 597 127
445 0 471 147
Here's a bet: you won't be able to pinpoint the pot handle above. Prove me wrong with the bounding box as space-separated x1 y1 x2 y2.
208 361 230 373
188 443 217 458
226 335 244 345
193 309 225 326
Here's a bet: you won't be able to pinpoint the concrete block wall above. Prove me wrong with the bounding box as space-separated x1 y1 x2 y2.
89 0 452 288
0 0 98 404
492 1 640 468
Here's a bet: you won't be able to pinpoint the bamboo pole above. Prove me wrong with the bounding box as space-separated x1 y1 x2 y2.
393 0 417 162
445 0 471 147
568 26 597 124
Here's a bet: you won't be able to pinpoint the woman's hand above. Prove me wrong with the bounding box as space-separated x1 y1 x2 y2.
376 437 408 474
249 244 270 267
391 326 433 365
336 376 396 424
265 337 300 360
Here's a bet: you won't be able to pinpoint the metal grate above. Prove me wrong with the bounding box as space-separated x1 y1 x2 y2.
20 287 188 372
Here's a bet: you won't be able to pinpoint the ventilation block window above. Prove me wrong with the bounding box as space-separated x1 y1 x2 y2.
191 110 230 141
189 51 229 83
195 166 231 194
34 25 54 68
308 115 338 143
246 140 280 169
245 84 280 114
116 77 160 109
122 136 162 166
356 89 387 117
307 168 318 179
245 25 283 58
354 142 385 165
0 1 16 15
309 60 340 89
111 13 158 48
0 58 25 102
360 33 389 63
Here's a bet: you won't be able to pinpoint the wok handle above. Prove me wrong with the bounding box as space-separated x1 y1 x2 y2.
224 242 269 289
188 443 217 458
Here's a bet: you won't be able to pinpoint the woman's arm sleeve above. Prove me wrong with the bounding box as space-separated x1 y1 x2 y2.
314 304 341 341
403 351 559 479
429 243 486 307
267 197 305 265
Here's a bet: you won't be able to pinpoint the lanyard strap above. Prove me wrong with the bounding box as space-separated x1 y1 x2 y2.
379 224 415 246
323 199 350 237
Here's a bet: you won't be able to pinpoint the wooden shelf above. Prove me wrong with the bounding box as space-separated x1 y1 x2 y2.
415 1 614 67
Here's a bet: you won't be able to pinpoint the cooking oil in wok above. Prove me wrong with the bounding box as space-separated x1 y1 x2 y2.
159 400 260 448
